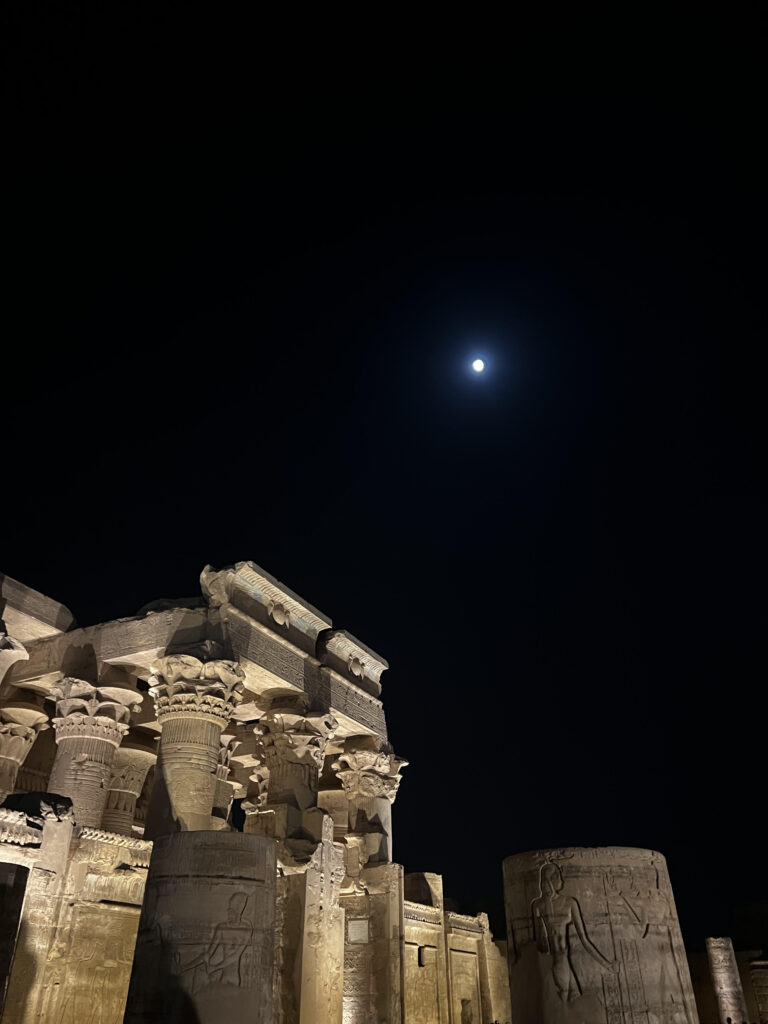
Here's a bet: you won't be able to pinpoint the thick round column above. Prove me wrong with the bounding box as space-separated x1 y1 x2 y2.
101 746 157 834
332 745 407 865
0 706 48 801
706 936 749 1024
503 847 698 1024
47 679 141 827
123 831 277 1024
149 655 244 833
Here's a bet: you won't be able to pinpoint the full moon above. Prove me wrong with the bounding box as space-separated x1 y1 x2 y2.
472 358 485 373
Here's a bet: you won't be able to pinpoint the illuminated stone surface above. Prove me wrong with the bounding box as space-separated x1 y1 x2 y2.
504 847 699 1024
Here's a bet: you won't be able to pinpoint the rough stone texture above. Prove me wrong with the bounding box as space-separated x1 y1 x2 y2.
688 948 764 1023
47 679 141 828
124 831 276 1024
706 937 749 1024
0 562 515 1023
101 747 157 835
504 847 698 1024
403 873 451 1024
145 655 244 835
0 574 75 643
0 635 27 688
340 861 405 1024
1 802 150 1024
751 960 768 1024
0 705 48 802
333 743 407 869
0 862 27 1017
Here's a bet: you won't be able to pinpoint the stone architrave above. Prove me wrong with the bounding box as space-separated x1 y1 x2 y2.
332 746 407 867
503 847 699 1024
147 655 245 834
101 747 157 835
123 831 277 1024
706 937 749 1024
258 700 337 814
0 706 48 802
47 679 141 828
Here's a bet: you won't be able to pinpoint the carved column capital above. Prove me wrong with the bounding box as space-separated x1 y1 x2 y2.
102 747 157 835
48 678 142 828
146 657 245 835
332 748 408 804
51 677 141 744
259 708 338 771
149 655 245 727
256 702 337 813
332 745 407 870
0 706 49 801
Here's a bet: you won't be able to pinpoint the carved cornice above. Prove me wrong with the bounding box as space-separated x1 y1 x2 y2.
403 900 443 925
201 562 332 642
258 708 338 770
332 748 408 803
76 826 153 866
317 629 388 696
149 655 245 726
0 807 42 846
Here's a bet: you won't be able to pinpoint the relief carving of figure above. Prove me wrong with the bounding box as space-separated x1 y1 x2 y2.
180 892 254 992
532 862 618 1002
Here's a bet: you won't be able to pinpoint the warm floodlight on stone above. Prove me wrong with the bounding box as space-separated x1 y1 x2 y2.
472 358 485 372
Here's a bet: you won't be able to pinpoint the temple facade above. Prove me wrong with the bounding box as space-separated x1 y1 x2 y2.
0 563 511 1023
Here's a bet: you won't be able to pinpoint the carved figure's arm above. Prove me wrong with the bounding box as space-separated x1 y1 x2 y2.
570 898 617 971
532 901 549 954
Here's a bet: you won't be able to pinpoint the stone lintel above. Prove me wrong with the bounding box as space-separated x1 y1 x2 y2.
317 629 387 697
202 561 332 655
4 606 209 687
0 573 76 641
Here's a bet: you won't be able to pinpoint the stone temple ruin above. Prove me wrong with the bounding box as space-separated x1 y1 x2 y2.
0 563 765 1023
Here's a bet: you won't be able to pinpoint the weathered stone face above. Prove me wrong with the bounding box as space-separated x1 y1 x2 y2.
503 847 699 1024
124 831 277 1024
706 936 749 1024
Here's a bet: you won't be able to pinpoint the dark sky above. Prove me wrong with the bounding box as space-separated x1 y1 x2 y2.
3 13 766 951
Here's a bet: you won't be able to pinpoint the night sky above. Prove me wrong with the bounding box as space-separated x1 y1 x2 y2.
4 13 766 952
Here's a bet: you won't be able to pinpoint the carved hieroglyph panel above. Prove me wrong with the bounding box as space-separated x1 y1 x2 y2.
503 847 699 1024
450 948 482 1024
39 903 139 1024
404 941 442 1024
124 832 277 1024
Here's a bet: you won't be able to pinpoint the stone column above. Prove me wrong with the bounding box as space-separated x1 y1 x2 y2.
47 679 141 827
0 706 48 802
332 745 407 866
707 937 749 1024
503 847 699 1024
123 831 277 1024
258 699 337 820
101 746 157 835
148 655 244 833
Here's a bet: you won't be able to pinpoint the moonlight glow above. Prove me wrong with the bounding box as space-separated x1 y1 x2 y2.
472 358 485 373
